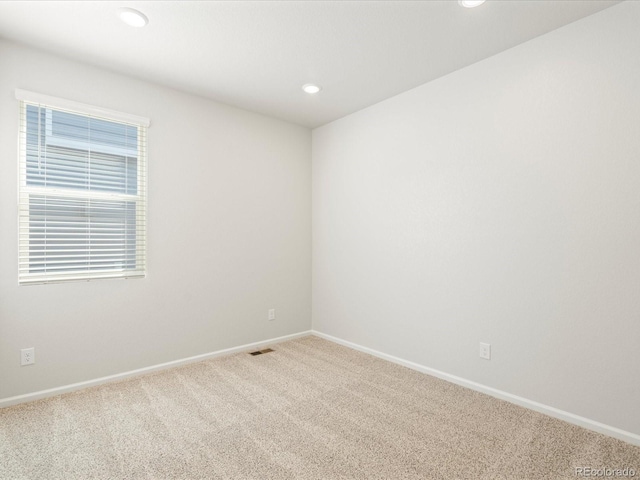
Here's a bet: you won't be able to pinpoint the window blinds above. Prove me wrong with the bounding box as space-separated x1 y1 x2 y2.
17 92 148 284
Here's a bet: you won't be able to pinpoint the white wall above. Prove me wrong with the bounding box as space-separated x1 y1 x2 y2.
313 1 640 435
0 40 311 399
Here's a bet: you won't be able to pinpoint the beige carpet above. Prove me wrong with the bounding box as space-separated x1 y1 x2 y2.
0 336 638 479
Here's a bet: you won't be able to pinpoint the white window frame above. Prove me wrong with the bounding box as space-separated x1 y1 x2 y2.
16 90 150 285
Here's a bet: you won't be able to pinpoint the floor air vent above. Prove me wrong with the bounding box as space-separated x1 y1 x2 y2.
249 348 274 356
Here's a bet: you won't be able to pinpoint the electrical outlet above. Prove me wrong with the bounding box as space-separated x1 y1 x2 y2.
21 347 35 366
479 342 491 360
268 308 276 321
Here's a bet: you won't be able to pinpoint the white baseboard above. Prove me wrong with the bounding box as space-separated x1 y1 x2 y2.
3 328 638 447
311 330 640 447
0 330 313 409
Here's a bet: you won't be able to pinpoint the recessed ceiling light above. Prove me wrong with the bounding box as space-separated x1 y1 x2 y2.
458 0 486 8
302 84 322 94
118 8 149 28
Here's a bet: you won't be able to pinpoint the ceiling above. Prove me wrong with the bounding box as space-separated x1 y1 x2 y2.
0 0 621 128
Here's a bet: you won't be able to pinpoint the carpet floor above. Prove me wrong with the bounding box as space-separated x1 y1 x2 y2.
0 336 638 479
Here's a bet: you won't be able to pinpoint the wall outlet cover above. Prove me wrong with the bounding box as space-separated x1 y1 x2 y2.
21 347 35 366
479 342 491 360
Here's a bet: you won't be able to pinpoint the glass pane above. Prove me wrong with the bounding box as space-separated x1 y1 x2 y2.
26 105 138 194
28 195 138 274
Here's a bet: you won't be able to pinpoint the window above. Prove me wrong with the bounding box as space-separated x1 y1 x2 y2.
16 90 149 284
